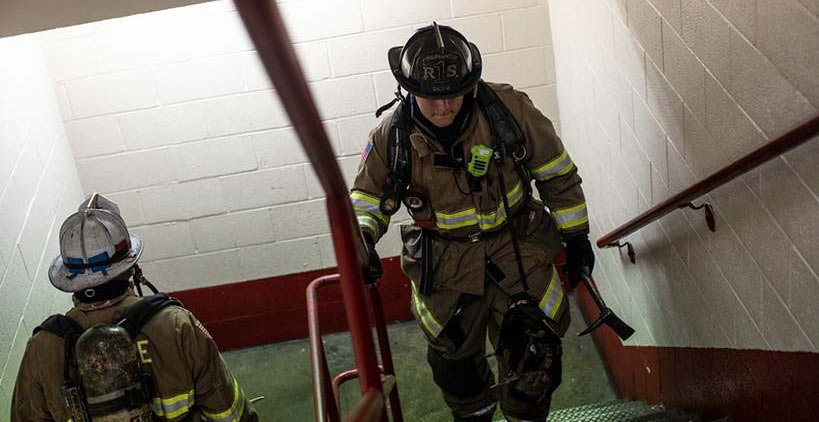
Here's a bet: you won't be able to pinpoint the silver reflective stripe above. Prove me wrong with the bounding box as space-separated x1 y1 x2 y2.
151 389 194 419
151 399 188 414
436 211 479 230
476 181 524 230
532 149 574 181
357 215 381 237
553 208 587 225
352 198 380 213
350 191 390 225
203 379 245 422
539 267 564 319
553 203 589 230
86 384 140 404
465 402 497 417
206 405 243 422
411 281 443 338
478 207 507 227
508 181 524 204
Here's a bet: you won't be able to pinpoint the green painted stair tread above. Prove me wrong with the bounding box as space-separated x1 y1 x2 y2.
554 399 633 411
547 401 657 421
489 400 706 422
546 399 641 417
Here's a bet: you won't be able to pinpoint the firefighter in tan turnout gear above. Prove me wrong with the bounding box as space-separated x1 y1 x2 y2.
11 194 258 422
352 24 595 422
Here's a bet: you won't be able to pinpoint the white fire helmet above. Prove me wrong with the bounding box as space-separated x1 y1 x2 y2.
48 193 143 292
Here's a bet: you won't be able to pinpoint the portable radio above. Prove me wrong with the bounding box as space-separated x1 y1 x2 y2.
467 145 493 177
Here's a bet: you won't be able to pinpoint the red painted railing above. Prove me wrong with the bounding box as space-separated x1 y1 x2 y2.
597 115 819 254
307 276 403 421
233 1 392 420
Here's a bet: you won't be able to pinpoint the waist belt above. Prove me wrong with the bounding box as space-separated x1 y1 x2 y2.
428 226 509 243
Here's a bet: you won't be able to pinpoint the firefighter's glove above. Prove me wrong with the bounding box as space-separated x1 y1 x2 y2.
564 234 594 288
363 234 383 284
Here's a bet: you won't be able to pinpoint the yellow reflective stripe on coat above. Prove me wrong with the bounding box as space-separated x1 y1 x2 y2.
476 181 524 230
435 207 479 230
435 181 524 231
350 191 390 225
152 389 194 419
531 149 575 181
410 281 443 338
203 378 245 422
539 265 564 319
356 215 381 238
552 202 589 231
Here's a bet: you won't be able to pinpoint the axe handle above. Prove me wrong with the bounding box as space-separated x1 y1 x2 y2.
579 269 607 311
578 269 635 341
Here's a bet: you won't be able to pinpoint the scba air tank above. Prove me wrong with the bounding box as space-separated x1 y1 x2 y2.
76 324 153 421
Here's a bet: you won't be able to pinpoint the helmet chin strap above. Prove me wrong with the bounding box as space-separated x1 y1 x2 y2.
132 265 159 297
74 279 130 303
375 86 408 118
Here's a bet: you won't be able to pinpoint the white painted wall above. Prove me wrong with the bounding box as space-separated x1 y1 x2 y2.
549 0 819 352
0 35 85 412
41 0 559 292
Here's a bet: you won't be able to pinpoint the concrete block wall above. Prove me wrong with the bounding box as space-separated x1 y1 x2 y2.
0 35 85 412
41 0 560 292
549 0 819 352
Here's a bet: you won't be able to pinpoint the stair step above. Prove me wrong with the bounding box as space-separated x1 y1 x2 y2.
547 399 644 421
550 401 660 421
495 400 711 422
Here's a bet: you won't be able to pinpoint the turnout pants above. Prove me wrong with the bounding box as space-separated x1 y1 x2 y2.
413 263 570 421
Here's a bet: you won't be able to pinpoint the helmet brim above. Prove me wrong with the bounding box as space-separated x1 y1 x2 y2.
48 234 143 292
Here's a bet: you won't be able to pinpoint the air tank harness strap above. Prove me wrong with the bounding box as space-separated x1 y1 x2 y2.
380 103 414 216
475 81 532 296
492 145 530 295
34 315 89 421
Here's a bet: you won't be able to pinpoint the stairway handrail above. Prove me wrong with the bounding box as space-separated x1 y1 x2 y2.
597 115 819 248
233 1 384 420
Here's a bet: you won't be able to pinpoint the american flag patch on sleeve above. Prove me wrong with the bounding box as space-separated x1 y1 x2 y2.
361 140 373 161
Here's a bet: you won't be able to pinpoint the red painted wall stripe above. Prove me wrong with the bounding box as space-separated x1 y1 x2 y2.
170 257 413 351
574 281 819 422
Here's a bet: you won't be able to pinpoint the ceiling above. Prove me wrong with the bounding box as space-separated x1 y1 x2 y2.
0 0 216 38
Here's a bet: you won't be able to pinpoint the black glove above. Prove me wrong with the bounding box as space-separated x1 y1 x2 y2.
362 233 383 284
564 234 594 287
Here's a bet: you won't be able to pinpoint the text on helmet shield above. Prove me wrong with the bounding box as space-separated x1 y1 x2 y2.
422 61 459 82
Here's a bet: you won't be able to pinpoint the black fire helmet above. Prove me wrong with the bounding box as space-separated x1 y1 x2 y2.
388 22 482 100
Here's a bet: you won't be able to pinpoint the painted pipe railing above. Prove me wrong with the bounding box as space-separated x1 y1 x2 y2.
597 115 819 259
306 275 403 421
232 1 387 420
